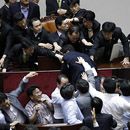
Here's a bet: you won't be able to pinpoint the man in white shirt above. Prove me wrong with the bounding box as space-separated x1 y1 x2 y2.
60 83 84 124
51 74 69 123
77 56 130 130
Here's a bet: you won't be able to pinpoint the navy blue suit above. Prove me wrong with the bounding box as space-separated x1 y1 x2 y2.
61 51 96 89
83 113 117 130
7 2 40 26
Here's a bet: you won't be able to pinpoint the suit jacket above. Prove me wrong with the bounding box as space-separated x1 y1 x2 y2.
0 123 10 130
49 31 60 43
58 33 86 53
0 5 9 23
90 27 129 58
76 93 92 118
27 28 51 45
3 44 55 69
0 22 12 58
61 51 96 89
7 2 40 26
2 79 29 124
80 20 101 43
13 25 28 44
83 113 117 130
46 0 70 16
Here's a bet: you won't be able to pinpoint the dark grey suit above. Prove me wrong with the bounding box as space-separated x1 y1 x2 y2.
2 79 29 124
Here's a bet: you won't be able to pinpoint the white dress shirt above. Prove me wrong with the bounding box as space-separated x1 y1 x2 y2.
51 87 63 119
82 61 130 130
61 98 84 124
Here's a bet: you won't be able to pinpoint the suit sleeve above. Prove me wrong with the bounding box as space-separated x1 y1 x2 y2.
7 5 14 26
0 123 10 130
9 77 28 98
118 28 129 57
3 45 17 69
90 36 101 56
3 30 13 55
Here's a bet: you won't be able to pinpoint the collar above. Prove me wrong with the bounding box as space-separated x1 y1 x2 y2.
57 30 62 36
20 4 29 10
5 4 9 8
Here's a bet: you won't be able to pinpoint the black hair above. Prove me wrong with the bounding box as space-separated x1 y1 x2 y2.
102 22 116 33
55 15 67 29
13 12 25 23
79 126 91 130
120 79 130 96
61 44 75 54
76 79 89 93
56 74 68 84
29 17 40 27
24 124 38 130
103 78 116 93
60 83 75 100
4 0 9 3
91 97 103 114
68 25 80 35
26 85 40 97
84 10 95 22
67 0 80 6
0 92 7 104
21 38 34 49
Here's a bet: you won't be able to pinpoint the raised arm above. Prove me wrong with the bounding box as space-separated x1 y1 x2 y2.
9 72 38 97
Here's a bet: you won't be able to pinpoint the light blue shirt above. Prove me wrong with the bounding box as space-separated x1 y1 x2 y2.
61 98 84 124
21 5 29 19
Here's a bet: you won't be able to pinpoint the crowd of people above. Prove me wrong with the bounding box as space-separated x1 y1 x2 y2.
0 0 130 130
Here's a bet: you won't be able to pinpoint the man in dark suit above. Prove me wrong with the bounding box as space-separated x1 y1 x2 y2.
83 97 117 130
60 44 97 89
50 15 68 43
13 12 28 44
27 17 53 50
90 22 130 65
0 72 38 125
2 38 56 72
0 11 13 68
7 0 40 26
0 0 17 23
46 0 70 16
56 25 93 54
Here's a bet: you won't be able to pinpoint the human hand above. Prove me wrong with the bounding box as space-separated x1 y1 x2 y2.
57 9 67 15
35 104 42 112
10 121 19 129
2 68 6 72
81 72 88 81
0 57 5 68
76 57 85 64
90 56 94 61
25 72 38 79
121 57 130 65
91 108 96 123
54 44 62 52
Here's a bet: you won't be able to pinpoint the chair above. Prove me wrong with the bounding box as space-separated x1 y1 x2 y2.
42 19 57 33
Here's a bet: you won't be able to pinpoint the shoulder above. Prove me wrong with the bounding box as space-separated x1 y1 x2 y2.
9 2 19 8
29 2 39 8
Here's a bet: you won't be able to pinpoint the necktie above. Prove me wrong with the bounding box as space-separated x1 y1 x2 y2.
58 0 61 8
23 55 27 63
